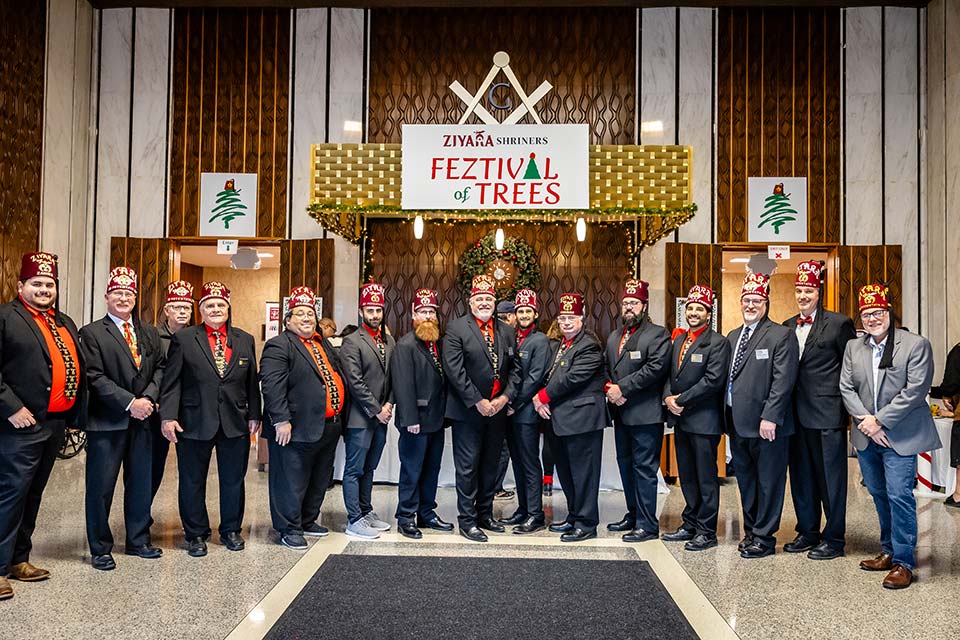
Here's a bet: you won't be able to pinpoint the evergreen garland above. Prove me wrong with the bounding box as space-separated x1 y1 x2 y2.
458 232 541 300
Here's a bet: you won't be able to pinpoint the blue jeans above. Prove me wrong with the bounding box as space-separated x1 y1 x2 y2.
857 441 918 570
342 424 388 524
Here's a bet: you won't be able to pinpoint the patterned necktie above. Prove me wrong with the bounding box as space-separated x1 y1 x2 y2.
122 321 141 368
212 330 226 376
482 321 500 381
548 340 571 379
428 341 444 378
309 339 342 414
375 332 387 367
678 332 695 366
42 314 78 399
727 325 752 400
618 327 636 356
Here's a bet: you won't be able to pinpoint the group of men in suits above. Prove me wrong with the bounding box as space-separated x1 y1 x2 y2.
0 250 942 600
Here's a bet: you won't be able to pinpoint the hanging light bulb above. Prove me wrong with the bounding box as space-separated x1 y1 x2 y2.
413 215 424 239
495 227 505 250
576 217 587 242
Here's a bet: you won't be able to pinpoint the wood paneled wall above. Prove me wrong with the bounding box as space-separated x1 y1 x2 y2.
838 245 903 326
717 7 841 243
368 8 636 145
0 0 45 302
279 240 335 320
664 243 724 332
168 8 290 239
368 221 632 340
110 237 174 324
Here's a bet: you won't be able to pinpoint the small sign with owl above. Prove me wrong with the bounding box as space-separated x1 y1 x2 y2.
747 177 807 243
200 172 258 237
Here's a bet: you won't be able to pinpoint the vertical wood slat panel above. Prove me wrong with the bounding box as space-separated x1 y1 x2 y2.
109 237 173 325
837 244 903 322
169 8 289 239
279 240 335 319
717 7 840 243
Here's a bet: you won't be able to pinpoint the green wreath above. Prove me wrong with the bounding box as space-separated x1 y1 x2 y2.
458 232 541 301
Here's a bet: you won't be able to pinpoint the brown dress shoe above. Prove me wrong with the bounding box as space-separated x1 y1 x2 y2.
882 564 915 589
9 562 50 582
859 553 893 572
0 577 12 601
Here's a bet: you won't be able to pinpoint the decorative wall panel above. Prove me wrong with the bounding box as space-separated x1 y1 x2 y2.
280 239 336 320
837 244 903 324
109 237 174 324
0 0 45 302
717 7 841 243
368 221 632 341
168 8 290 238
368 8 635 145
664 243 724 332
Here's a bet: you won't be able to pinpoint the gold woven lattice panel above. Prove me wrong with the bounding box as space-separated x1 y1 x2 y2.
311 143 402 206
310 143 691 209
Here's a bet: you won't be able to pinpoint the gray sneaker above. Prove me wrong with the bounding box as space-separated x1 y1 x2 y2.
363 512 391 531
346 519 381 540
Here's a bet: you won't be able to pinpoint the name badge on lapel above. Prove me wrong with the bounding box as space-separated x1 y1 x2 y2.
508 347 515 356
691 353 704 363
754 349 769 360
629 351 642 360
238 358 248 367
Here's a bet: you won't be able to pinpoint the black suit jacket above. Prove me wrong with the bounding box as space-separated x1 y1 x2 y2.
605 320 672 426
159 324 262 440
725 317 799 438
260 330 343 443
665 328 731 435
442 314 520 423
0 299 86 431
391 331 446 433
511 329 552 424
79 316 164 432
782 309 857 429
340 327 395 429
543 330 607 437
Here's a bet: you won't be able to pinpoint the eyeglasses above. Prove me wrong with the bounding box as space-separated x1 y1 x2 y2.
861 309 888 321
291 311 316 319
741 297 766 308
168 304 192 312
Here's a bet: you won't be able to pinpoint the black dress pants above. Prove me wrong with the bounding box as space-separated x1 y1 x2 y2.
395 428 445 524
728 415 789 549
451 412 506 529
85 424 153 555
268 420 340 535
788 425 848 549
150 419 170 500
507 420 544 521
674 428 721 537
175 430 250 540
550 429 603 531
614 423 663 533
0 417 65 576
544 421 574 521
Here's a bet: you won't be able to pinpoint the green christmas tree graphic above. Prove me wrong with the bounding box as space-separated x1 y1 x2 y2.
758 183 798 234
523 152 541 180
209 179 248 230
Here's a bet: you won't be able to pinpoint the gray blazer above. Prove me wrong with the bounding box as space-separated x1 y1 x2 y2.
340 327 395 429
840 329 941 456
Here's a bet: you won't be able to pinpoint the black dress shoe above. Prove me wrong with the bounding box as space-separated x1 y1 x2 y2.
416 516 454 532
500 512 527 526
740 542 775 559
398 522 423 539
222 532 245 551
512 517 546 535
606 515 636 532
684 534 718 551
561 527 597 543
459 526 488 543
186 538 207 557
543 483 553 496
807 542 844 560
91 554 116 571
737 536 754 552
125 544 162 559
549 521 574 533
783 534 819 553
478 517 505 533
622 528 658 543
661 527 696 542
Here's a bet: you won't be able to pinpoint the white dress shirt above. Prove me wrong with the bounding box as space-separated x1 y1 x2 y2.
871 337 885 412
795 310 816 359
727 319 761 406
107 312 138 411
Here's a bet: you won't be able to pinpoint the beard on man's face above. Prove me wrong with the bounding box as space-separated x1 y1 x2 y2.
414 318 440 342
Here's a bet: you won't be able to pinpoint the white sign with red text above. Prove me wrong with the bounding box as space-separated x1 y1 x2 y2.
401 124 589 210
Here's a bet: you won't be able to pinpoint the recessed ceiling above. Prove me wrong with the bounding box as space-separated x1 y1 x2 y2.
180 244 280 269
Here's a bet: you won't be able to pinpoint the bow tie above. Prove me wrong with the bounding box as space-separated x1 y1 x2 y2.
797 316 814 326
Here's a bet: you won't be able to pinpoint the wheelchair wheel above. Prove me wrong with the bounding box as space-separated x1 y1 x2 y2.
57 428 86 460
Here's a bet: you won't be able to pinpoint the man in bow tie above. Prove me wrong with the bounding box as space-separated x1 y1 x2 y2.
781 262 856 560
80 267 165 571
